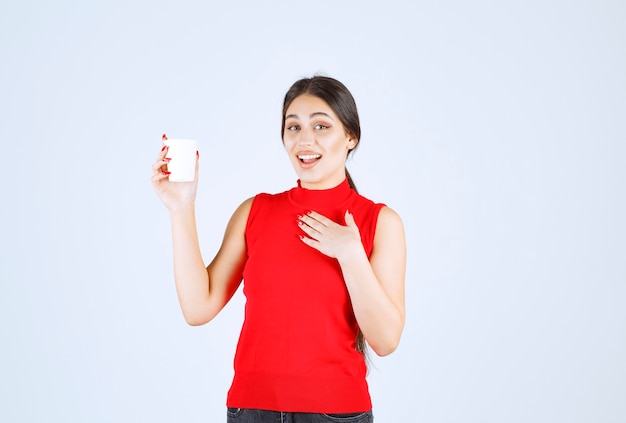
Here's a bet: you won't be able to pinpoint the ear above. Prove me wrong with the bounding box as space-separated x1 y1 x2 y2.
347 137 358 151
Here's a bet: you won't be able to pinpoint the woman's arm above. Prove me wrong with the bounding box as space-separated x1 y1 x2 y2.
169 198 251 326
152 142 251 326
298 207 406 356
342 207 406 356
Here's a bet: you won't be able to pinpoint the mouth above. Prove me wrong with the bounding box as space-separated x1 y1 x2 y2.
297 154 322 166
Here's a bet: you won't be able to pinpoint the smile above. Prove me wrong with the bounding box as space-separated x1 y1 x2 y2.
298 154 321 164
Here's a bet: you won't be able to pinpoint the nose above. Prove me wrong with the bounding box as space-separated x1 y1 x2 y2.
297 126 314 146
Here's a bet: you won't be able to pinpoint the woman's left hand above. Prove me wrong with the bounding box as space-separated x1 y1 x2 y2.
297 210 363 260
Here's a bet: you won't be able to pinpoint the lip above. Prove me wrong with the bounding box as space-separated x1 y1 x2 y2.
296 151 322 169
296 150 321 156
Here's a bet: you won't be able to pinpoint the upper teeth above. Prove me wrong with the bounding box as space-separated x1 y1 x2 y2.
299 154 321 160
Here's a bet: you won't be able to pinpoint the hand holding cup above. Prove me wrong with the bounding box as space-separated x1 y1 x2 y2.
152 134 199 211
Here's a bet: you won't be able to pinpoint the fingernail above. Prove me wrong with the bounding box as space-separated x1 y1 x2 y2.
163 158 171 163
161 145 167 151
162 171 171 175
162 133 167 140
196 150 199 158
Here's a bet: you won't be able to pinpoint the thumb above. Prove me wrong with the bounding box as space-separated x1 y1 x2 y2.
194 149 200 180
344 210 357 227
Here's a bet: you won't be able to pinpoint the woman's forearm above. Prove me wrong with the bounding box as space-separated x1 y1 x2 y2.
169 206 211 325
338 249 405 356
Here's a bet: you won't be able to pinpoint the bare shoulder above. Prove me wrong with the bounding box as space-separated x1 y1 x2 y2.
216 197 255 248
205 197 255 319
232 196 255 221
208 196 255 274
376 206 405 236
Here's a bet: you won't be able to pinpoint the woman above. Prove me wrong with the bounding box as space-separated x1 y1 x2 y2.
152 76 406 422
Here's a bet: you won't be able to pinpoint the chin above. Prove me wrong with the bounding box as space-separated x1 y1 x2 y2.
295 173 320 187
297 176 315 185
293 168 314 182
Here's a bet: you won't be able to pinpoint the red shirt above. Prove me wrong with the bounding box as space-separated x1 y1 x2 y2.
226 179 384 413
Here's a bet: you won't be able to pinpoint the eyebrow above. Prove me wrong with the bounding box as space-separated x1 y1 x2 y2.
285 112 335 121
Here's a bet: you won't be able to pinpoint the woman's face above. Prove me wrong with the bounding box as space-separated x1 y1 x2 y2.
283 94 357 190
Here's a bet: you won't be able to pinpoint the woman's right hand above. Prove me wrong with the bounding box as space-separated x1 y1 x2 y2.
151 134 199 212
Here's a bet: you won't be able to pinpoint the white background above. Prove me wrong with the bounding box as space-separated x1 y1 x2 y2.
1 1 624 422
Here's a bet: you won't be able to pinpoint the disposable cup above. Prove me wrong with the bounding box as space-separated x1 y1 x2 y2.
164 138 197 182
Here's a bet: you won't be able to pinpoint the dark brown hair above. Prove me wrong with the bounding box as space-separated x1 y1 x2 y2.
282 76 361 192
281 76 368 359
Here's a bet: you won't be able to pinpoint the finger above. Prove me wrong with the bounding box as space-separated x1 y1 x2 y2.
157 133 169 160
298 214 325 232
305 210 334 226
157 143 168 159
299 234 320 250
152 135 171 178
297 219 320 239
151 170 171 184
152 156 171 174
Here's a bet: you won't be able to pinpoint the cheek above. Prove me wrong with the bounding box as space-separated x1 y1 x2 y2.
282 136 294 150
332 139 350 154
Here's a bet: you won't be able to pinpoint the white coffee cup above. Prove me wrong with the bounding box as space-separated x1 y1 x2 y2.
164 138 198 182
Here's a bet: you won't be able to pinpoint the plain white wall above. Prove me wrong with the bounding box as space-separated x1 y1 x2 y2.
1 1 624 422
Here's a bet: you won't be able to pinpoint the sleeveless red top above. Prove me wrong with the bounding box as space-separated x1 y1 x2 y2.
226 179 384 413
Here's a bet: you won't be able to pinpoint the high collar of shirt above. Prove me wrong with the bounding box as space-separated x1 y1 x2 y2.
288 178 354 209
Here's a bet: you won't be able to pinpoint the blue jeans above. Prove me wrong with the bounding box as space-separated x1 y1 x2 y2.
226 408 373 422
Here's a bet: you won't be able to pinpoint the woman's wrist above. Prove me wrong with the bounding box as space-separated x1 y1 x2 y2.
336 241 368 266
168 203 196 219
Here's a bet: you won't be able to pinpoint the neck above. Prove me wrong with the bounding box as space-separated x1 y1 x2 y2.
290 177 353 209
298 172 347 191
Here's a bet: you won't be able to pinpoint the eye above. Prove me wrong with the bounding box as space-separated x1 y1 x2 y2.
286 124 299 131
314 124 330 130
